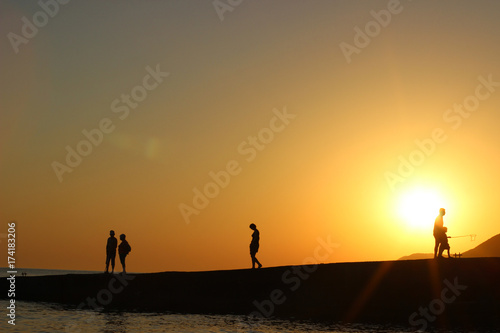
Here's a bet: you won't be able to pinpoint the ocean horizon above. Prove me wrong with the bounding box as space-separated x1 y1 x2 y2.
0 267 103 278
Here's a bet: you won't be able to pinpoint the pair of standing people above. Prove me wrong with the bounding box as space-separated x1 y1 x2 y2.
105 230 132 274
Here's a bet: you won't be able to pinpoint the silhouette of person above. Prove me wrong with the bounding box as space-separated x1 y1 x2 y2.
433 208 446 258
118 234 131 274
439 226 452 258
249 223 262 269
105 230 118 273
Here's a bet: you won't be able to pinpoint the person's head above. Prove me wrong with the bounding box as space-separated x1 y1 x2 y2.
120 234 126 241
110 230 115 236
439 208 446 216
249 223 256 230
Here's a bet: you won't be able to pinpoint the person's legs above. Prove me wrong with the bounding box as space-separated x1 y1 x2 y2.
434 237 440 258
254 256 262 268
438 242 445 258
105 254 111 273
445 244 451 258
251 251 262 269
119 253 126 273
111 253 116 273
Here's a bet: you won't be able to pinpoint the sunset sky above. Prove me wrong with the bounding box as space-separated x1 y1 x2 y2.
1 0 499 273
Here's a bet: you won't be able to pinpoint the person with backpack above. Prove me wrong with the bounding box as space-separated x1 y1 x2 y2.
118 234 132 274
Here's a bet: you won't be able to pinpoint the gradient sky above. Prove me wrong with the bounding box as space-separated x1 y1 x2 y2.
1 0 499 273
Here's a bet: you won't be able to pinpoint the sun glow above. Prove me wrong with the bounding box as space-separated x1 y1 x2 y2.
397 188 449 230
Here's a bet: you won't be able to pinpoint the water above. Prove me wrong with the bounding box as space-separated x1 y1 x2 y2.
0 301 418 333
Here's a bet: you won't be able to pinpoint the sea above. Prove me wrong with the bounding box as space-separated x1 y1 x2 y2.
0 269 492 333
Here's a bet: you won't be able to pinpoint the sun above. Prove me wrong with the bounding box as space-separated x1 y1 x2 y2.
397 187 449 230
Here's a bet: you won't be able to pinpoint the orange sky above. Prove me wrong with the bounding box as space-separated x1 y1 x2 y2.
1 1 500 273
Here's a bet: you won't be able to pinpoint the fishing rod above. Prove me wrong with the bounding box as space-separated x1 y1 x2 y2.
448 234 476 241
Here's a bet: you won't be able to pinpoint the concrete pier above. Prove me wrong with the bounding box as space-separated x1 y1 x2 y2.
3 258 499 331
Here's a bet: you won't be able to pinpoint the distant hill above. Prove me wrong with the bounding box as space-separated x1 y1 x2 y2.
463 233 500 258
399 253 434 260
399 233 500 260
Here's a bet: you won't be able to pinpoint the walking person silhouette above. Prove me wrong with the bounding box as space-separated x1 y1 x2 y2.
105 230 117 274
249 223 262 269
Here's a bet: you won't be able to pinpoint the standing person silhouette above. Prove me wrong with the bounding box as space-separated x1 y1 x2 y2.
433 208 446 258
439 226 453 258
249 223 262 269
118 234 132 274
105 230 118 274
